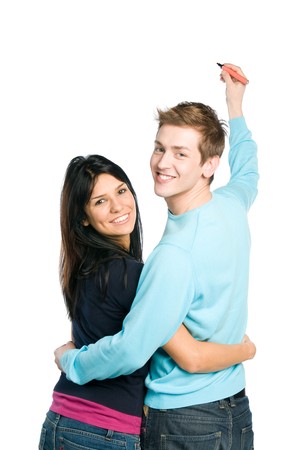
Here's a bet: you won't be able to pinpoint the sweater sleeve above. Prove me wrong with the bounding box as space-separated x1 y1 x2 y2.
223 116 259 210
60 245 196 385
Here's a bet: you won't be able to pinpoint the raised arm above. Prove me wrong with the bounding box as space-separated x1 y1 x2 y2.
218 64 259 210
163 324 256 373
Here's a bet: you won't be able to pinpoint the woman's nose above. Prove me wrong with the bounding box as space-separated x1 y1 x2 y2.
110 198 122 213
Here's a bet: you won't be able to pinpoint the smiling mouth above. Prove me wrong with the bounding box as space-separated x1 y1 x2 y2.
157 173 175 182
111 214 129 224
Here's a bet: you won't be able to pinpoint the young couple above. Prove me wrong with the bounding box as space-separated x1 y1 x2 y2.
39 63 258 450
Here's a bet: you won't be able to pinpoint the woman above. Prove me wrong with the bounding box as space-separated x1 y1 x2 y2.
39 155 255 450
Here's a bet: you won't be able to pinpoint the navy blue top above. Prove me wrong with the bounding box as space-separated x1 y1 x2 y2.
50 257 149 433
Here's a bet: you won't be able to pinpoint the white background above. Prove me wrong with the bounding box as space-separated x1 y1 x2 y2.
1 1 298 448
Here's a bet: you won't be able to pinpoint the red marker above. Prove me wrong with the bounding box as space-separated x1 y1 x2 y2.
217 63 249 85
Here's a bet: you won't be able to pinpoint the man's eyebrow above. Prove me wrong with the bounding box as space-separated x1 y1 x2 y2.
154 140 191 151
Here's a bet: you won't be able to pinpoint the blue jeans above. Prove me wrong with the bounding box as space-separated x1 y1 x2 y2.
39 410 141 449
141 394 254 450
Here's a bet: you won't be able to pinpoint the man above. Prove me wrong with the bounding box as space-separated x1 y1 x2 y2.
56 63 258 449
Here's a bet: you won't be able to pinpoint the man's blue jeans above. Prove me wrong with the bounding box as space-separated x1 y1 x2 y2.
141 394 254 450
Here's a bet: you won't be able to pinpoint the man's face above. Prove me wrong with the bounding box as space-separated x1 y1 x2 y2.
150 124 209 213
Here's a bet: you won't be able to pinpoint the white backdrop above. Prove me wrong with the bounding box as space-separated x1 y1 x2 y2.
1 1 298 448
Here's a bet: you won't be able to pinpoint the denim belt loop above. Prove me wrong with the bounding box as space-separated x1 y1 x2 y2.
219 388 245 408
229 395 236 407
105 429 114 440
219 399 226 409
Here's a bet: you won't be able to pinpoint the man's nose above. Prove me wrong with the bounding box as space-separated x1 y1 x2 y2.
157 151 172 168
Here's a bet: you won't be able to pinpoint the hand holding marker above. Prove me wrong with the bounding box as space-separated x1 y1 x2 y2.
217 63 249 85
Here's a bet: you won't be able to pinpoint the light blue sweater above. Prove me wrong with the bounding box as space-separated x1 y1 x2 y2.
61 116 258 409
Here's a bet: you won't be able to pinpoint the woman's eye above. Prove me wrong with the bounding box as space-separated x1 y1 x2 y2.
95 198 105 206
119 188 126 195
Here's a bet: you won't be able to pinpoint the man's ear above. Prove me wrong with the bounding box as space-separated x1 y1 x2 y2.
202 155 220 178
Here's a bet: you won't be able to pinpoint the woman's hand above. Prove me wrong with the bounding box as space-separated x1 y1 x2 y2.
242 334 256 360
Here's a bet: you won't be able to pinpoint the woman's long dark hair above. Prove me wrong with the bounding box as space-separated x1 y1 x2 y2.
60 155 143 319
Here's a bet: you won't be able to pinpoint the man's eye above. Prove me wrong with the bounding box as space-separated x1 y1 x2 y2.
154 147 164 153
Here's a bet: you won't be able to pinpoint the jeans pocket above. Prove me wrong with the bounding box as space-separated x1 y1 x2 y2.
161 431 221 450
59 433 127 450
38 427 46 450
241 424 254 450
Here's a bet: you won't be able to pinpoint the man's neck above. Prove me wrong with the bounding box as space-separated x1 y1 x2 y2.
166 186 212 215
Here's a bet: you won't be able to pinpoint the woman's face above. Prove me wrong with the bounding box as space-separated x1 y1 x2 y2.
83 173 136 250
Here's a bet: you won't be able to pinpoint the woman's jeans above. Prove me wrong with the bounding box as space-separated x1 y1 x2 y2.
39 410 141 450
141 393 254 450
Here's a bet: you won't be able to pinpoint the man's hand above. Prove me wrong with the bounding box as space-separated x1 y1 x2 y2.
220 63 247 119
54 341 76 371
